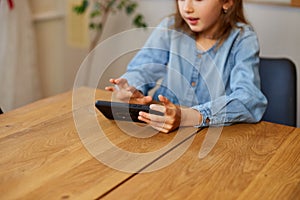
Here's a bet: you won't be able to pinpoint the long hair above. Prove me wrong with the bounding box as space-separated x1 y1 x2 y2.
173 0 248 45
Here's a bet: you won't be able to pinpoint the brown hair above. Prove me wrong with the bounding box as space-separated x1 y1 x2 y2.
173 0 248 45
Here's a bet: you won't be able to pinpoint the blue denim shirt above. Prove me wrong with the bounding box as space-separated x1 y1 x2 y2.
122 17 267 127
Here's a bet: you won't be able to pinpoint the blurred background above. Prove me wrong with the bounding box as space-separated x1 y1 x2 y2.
0 0 299 126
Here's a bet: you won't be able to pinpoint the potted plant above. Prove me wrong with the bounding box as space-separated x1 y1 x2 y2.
73 0 147 51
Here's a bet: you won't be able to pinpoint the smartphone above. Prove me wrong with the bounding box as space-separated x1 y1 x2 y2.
95 100 163 122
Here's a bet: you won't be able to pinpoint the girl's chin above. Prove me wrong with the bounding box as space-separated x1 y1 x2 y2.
188 26 202 33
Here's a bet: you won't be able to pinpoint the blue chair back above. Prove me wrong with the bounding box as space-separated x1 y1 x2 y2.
259 57 297 127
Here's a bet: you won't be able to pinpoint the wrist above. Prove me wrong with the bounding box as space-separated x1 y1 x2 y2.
181 107 203 127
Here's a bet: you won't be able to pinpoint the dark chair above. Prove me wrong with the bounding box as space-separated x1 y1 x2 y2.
259 57 297 127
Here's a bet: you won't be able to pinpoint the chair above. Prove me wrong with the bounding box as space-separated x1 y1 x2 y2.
259 57 297 127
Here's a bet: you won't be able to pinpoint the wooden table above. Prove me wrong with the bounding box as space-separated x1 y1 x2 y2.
0 88 299 199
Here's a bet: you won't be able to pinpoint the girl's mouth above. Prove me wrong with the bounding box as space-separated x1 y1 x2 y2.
186 17 199 25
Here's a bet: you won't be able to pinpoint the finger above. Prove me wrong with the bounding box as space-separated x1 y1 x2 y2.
109 78 116 84
138 115 165 129
137 96 153 104
108 78 129 92
138 115 170 133
156 127 171 134
108 79 124 91
126 86 142 97
149 104 166 113
142 96 153 104
115 78 129 89
139 111 166 124
149 125 170 134
105 86 115 92
158 95 170 104
149 96 173 117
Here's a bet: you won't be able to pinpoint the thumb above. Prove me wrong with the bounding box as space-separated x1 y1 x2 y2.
158 95 170 104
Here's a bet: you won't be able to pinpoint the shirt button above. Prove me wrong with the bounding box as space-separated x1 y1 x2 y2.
191 82 196 87
197 54 202 58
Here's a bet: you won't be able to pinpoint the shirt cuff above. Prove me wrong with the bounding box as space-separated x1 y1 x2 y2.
191 106 211 127
199 109 210 127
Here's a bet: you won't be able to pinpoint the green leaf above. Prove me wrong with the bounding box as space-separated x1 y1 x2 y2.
117 0 125 10
133 14 147 28
90 10 101 18
74 0 148 31
89 22 96 29
73 0 89 14
126 3 137 15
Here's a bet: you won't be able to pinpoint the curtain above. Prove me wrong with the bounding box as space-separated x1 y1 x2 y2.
0 0 42 112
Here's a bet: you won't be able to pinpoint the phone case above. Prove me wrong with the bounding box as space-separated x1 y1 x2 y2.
95 100 163 122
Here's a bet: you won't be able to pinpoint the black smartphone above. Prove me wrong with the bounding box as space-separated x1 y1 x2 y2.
95 100 163 122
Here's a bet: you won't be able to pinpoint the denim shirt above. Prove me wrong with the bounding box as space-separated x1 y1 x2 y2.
122 17 267 127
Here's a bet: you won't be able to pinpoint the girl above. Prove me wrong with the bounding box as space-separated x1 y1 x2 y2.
105 0 267 133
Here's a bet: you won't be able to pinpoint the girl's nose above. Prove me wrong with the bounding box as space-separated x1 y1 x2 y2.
183 0 194 13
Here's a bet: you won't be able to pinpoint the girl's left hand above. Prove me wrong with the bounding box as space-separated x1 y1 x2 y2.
138 95 181 133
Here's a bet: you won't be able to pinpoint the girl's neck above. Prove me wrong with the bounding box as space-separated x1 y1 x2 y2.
196 34 217 51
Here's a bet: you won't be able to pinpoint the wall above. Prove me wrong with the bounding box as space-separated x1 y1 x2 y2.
244 3 300 126
29 0 66 97
28 0 174 97
29 0 300 126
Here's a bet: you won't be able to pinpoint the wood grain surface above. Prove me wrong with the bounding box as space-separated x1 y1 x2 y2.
0 88 299 200
102 122 299 200
0 88 197 199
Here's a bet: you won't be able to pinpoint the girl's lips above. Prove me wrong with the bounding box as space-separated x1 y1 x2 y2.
186 17 199 25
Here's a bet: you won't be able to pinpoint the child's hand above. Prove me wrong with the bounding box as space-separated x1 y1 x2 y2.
138 95 181 133
105 78 152 105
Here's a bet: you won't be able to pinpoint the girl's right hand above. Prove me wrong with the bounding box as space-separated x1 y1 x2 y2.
105 78 152 105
